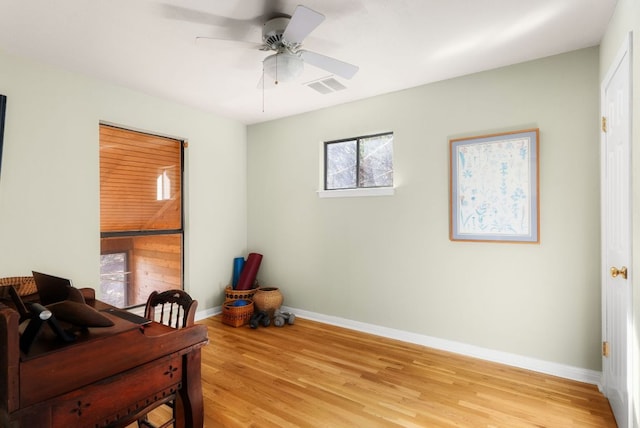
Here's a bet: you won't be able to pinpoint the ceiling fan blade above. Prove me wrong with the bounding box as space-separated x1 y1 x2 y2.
300 50 359 79
161 4 260 40
282 5 325 45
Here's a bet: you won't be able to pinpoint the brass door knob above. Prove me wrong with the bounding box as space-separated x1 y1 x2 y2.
610 266 628 279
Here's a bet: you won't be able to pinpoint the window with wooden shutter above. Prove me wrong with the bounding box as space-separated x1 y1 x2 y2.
99 124 184 308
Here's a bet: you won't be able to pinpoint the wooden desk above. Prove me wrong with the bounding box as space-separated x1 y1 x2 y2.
0 300 208 428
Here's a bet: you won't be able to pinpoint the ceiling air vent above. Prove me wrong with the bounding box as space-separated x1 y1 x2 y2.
306 77 347 94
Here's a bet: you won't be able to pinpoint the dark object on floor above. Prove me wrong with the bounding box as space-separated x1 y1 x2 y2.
250 310 271 329
273 309 295 327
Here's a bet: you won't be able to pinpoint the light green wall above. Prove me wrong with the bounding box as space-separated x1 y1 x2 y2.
600 0 640 425
0 32 606 374
247 47 601 371
0 51 247 310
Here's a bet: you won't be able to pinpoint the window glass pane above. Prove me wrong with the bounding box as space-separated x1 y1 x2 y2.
359 134 393 188
129 234 182 306
100 234 182 307
326 140 357 189
100 252 128 307
100 125 182 232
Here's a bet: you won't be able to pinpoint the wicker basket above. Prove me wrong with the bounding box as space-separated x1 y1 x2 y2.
222 300 254 327
0 276 37 296
224 285 258 302
253 287 283 317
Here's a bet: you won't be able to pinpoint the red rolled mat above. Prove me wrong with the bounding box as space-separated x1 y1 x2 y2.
236 253 263 290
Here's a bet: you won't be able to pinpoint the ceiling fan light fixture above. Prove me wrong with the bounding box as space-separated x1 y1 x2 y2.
263 53 304 83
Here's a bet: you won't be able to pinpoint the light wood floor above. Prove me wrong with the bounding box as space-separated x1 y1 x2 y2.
139 315 617 427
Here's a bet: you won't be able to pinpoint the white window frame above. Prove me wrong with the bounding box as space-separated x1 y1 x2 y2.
317 132 395 198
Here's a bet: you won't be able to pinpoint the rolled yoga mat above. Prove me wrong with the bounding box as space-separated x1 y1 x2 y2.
236 253 263 290
232 257 245 289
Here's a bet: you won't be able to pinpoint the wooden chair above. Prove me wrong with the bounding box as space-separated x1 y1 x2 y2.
138 289 197 428
144 289 197 329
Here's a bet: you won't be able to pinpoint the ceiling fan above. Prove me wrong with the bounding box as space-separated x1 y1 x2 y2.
196 5 359 87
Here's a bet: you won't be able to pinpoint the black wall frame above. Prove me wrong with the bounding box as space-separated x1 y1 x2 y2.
0 95 6 179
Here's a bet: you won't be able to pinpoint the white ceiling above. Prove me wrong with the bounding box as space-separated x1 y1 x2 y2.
0 0 616 125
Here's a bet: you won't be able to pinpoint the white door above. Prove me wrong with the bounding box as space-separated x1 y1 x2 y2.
601 32 632 428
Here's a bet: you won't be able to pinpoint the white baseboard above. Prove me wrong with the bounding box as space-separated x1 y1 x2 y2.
281 306 603 387
197 305 602 387
196 306 221 321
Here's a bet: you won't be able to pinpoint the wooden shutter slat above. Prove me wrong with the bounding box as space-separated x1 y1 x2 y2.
99 125 182 232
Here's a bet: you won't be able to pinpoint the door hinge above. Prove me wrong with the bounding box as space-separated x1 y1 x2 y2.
603 341 610 357
602 116 607 133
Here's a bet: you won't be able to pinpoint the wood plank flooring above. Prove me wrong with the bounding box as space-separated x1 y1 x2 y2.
137 315 617 427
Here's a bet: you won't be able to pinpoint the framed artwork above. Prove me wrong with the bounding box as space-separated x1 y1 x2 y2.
449 128 539 243
0 95 5 179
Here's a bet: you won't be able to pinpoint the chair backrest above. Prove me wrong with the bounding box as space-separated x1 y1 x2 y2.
144 290 197 329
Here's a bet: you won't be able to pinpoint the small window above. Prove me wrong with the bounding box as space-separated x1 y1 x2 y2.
325 132 393 190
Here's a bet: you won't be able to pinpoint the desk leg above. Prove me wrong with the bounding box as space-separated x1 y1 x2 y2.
175 348 204 428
